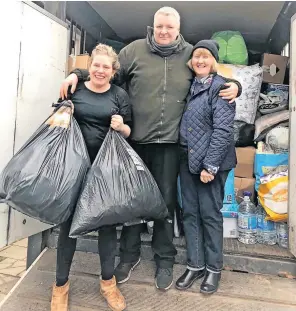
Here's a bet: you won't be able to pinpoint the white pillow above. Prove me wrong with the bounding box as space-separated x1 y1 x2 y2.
217 63 263 124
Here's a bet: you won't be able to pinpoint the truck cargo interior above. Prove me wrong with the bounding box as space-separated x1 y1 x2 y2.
60 1 296 274
2 4 296 307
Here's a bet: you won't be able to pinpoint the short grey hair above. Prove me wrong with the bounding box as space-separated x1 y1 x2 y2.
154 7 181 25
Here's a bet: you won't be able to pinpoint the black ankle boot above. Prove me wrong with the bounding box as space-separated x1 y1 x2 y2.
175 269 205 290
200 270 221 295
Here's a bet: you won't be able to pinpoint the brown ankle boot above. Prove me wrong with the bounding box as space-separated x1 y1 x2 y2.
51 281 70 311
100 276 126 311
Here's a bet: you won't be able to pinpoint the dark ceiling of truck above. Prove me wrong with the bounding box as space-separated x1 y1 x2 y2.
88 1 285 51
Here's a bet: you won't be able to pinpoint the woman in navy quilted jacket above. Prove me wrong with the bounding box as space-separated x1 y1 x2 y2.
176 40 237 294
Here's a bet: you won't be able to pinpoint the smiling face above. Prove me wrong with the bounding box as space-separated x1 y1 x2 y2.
191 48 217 78
88 54 115 88
153 13 180 45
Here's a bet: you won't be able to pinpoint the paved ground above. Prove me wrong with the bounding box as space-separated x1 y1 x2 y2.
0 239 28 303
1 248 296 311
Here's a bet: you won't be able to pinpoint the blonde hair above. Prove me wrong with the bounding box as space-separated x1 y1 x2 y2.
154 7 180 25
88 43 120 72
187 48 218 73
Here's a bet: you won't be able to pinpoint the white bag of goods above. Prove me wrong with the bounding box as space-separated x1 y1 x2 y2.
265 126 289 153
254 110 289 141
258 169 288 222
217 63 263 124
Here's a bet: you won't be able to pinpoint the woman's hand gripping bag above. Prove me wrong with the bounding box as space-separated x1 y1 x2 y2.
69 129 168 237
0 101 90 225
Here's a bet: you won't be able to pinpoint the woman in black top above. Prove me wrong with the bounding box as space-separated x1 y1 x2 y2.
51 44 131 311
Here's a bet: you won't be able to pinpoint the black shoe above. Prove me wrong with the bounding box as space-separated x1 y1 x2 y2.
155 267 173 291
200 270 221 295
175 269 205 291
114 258 141 284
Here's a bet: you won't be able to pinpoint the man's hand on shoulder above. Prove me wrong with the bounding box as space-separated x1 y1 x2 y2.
219 82 238 104
59 73 78 100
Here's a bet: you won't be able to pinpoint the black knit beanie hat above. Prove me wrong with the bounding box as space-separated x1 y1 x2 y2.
192 39 220 61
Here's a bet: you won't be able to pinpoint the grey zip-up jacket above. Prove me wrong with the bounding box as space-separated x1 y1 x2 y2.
73 37 241 144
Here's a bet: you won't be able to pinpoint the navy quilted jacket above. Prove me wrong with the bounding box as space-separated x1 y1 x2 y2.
180 74 237 174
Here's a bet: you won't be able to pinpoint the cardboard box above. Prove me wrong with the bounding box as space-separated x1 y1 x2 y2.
261 53 289 84
223 217 238 238
235 147 256 178
234 177 256 204
68 54 90 74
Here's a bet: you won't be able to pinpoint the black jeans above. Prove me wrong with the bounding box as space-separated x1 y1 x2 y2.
179 148 229 273
119 143 179 268
56 218 117 285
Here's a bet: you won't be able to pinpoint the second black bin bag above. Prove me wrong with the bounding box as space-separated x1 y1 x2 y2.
70 129 168 237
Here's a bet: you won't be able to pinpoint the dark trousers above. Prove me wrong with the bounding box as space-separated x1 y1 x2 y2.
119 143 179 268
179 149 229 272
56 218 117 285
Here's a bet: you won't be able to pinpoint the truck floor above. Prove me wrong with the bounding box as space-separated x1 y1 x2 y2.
1 248 296 311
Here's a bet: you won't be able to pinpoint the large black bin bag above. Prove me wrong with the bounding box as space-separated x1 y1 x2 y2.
0 101 90 225
70 129 168 237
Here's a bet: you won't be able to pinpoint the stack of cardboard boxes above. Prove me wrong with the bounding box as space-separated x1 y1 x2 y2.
234 147 256 203
223 146 256 238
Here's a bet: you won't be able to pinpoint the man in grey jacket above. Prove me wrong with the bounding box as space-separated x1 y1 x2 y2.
60 7 241 291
